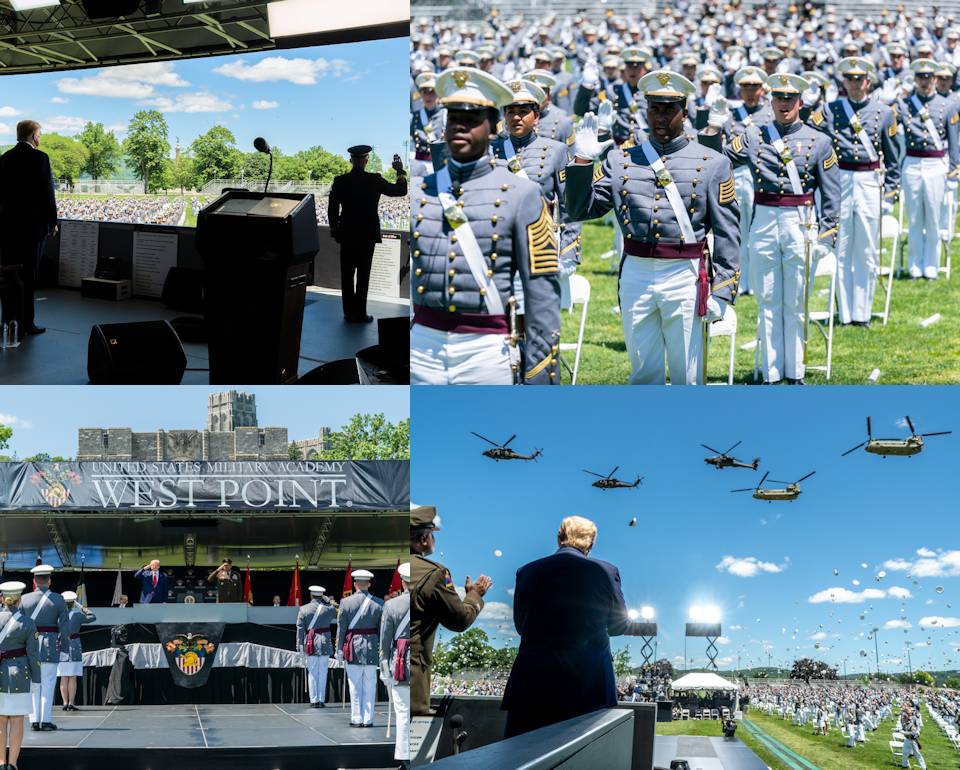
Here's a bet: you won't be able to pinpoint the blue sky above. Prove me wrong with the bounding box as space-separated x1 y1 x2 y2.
0 385 408 456
412 387 960 676
0 37 407 160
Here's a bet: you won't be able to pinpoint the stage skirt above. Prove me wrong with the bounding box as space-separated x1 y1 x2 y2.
58 661 83 676
0 691 32 715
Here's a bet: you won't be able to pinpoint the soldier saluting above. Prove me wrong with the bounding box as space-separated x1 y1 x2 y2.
20 565 68 732
410 67 561 385
565 70 741 385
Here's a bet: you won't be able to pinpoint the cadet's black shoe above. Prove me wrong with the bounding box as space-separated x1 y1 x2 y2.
62 705 69 711
851 320 871 328
350 722 362 728
310 702 321 709
40 722 58 730
362 722 374 728
68 704 80 711
317 702 325 708
25 325 45 335
359 314 374 323
786 378 805 385
30 723 40 731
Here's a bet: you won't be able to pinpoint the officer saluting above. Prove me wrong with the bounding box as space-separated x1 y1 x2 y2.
565 70 741 385
897 58 960 280
380 562 410 770
296 585 336 708
411 506 489 716
817 57 901 326
19 565 68 732
409 67 561 385
335 569 383 728
705 72 841 384
0 581 40 770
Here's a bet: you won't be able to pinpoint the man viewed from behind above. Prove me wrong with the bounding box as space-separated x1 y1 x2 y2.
501 515 647 737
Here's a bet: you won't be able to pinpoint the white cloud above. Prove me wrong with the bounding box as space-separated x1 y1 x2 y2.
50 96 69 104
214 56 350 85
506 588 514 596
139 93 232 113
0 413 31 429
0 123 12 137
919 616 960 629
251 99 279 110
729 625 743 631
887 586 913 600
0 106 19 117
716 636 731 645
883 619 912 630
884 550 960 578
808 587 886 604
480 601 513 621
42 116 89 135
716 555 789 578
717 656 735 666
810 631 828 640
58 62 188 99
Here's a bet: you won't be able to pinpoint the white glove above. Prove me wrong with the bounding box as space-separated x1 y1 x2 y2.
825 83 839 103
582 58 600 90
704 83 723 109
59 652 69 662
335 651 344 663
707 97 730 128
948 177 958 193
812 243 832 261
801 86 821 108
901 79 915 97
596 99 614 134
882 198 894 215
879 79 898 104
706 296 727 322
502 61 516 82
573 111 614 161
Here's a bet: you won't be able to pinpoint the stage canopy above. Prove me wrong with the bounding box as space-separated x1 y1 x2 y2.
0 0 407 76
671 673 740 692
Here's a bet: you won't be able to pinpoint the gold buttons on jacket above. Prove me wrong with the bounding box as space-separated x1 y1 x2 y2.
417 286 425 294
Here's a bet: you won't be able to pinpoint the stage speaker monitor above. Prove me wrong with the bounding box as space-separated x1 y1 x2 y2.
87 320 186 385
195 190 319 384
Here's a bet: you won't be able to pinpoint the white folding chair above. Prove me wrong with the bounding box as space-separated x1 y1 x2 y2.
874 214 899 326
708 305 737 385
941 238 953 280
559 274 591 385
805 251 838 380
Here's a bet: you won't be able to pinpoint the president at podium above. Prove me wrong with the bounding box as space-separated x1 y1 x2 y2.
327 145 407 323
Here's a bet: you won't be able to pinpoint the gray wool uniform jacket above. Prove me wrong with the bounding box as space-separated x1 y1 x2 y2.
296 598 337 657
19 589 69 663
0 608 41 692
335 591 384 667
379 592 410 685
64 606 96 662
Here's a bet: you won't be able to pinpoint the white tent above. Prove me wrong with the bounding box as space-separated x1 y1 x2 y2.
671 672 740 713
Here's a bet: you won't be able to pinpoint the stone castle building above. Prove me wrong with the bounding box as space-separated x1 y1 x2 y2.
291 428 332 460
77 390 288 461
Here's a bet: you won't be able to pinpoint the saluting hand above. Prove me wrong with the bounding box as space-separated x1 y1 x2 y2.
392 154 405 174
573 111 613 163
464 575 492 597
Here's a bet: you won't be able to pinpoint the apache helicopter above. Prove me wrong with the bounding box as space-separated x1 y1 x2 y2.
841 416 952 458
701 440 760 471
731 471 815 502
471 432 542 462
583 466 643 489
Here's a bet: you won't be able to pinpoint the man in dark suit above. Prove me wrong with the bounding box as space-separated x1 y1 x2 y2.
501 515 645 738
0 120 58 338
327 145 407 323
133 560 168 604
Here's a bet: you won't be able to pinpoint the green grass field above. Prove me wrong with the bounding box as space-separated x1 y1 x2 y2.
560 206 960 384
656 707 960 769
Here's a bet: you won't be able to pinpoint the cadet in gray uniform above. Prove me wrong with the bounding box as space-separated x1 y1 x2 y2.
566 70 741 385
380 563 410 768
897 58 960 279
296 585 336 708
335 569 383 728
0 581 40 770
19 564 68 731
410 67 562 385
609 48 654 147
57 590 95 712
523 70 576 147
411 71 445 178
705 72 841 384
816 57 901 326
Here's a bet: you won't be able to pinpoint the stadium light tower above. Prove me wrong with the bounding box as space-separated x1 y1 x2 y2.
687 605 722 671
872 627 881 678
631 606 658 665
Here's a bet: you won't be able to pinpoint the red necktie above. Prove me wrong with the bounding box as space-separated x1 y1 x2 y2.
153 573 157 588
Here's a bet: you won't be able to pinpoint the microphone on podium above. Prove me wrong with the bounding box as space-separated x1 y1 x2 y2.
254 136 272 193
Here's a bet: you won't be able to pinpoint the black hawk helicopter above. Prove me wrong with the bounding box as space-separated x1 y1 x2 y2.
731 471 815 501
472 432 541 461
841 416 951 458
583 466 643 489
701 441 760 470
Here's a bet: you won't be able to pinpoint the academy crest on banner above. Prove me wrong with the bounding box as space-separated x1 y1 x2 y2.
156 623 225 688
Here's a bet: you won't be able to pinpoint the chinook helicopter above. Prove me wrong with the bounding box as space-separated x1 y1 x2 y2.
472 432 542 462
583 467 643 489
841 416 952 458
701 440 760 471
731 471 815 502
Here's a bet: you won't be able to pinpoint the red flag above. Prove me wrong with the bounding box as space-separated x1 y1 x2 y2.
244 566 253 605
287 559 301 607
388 559 402 595
342 559 353 599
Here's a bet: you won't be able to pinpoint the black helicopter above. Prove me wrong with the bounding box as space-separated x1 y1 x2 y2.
701 440 760 471
472 433 542 461
583 466 643 489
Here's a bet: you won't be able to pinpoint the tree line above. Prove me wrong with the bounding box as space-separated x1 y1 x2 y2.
3 112 402 192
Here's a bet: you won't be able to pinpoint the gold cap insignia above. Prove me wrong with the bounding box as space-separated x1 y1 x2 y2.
656 72 671 86
510 80 522 92
452 70 469 88
779 74 789 86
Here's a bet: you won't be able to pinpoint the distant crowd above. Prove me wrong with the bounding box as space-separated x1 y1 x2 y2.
58 196 186 226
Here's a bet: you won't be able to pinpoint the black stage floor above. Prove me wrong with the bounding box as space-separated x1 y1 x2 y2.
18 703 398 770
0 287 408 384
654 736 769 770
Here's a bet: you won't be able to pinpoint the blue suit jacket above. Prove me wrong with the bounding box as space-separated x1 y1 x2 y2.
133 567 168 604
501 547 640 736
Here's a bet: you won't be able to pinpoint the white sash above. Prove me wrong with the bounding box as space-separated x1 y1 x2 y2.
30 589 50 622
840 99 877 162
911 95 943 151
309 602 325 630
347 594 374 631
764 124 815 240
502 139 530 179
0 611 22 646
436 165 505 315
396 609 410 641
639 141 696 244
735 106 754 126
419 107 432 142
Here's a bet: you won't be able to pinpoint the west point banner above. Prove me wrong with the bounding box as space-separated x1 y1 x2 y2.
0 461 408 511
